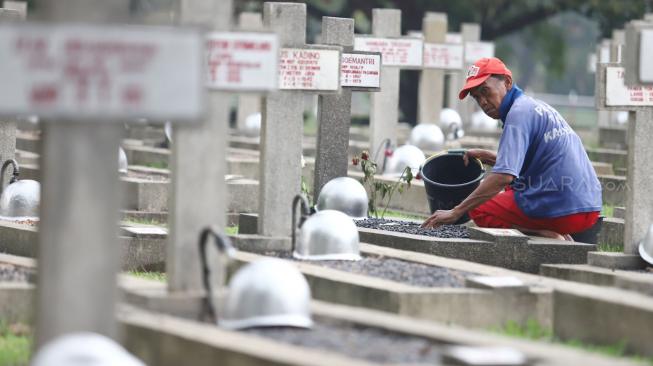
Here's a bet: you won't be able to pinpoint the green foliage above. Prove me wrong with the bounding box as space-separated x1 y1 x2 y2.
225 226 239 236
598 242 624 252
601 204 614 218
301 176 312 205
355 150 413 219
128 271 167 282
0 321 31 366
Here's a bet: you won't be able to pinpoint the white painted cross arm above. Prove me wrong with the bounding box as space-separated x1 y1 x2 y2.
0 22 205 123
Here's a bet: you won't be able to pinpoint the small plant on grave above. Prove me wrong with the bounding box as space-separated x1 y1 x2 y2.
352 150 414 219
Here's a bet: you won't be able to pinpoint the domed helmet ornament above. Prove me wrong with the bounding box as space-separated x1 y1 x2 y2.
315 177 368 220
409 123 445 152
198 226 313 329
118 147 128 174
243 113 262 138
638 223 653 266
292 194 361 261
0 159 40 218
383 144 425 177
440 108 464 141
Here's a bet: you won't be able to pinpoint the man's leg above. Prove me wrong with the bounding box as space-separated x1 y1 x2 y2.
468 189 568 240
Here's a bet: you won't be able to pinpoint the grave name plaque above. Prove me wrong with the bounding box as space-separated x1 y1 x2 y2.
605 66 653 107
464 41 495 63
340 51 381 90
0 24 203 121
354 36 423 68
206 31 279 91
279 46 341 91
423 43 463 70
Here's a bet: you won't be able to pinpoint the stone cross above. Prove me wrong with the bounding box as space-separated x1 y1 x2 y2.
235 12 263 133
13 0 205 347
458 23 481 126
354 9 429 159
0 9 18 187
445 32 463 109
35 0 130 347
313 16 382 199
620 19 653 255
167 0 235 293
418 12 447 125
258 2 343 239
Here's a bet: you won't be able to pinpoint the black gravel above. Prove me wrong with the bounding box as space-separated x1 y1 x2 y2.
242 317 442 364
355 218 469 238
0 263 34 283
264 252 471 288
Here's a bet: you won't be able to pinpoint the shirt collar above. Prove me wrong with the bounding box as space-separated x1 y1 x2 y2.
499 84 523 124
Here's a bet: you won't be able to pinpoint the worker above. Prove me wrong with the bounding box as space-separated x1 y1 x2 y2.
422 57 602 241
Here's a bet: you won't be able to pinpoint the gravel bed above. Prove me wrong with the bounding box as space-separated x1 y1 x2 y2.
264 252 470 288
0 263 34 283
242 317 442 364
355 218 469 238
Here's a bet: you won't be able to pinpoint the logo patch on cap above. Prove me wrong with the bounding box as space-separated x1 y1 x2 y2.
467 65 480 78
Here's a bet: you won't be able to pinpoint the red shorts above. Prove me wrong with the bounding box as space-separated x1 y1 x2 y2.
468 187 600 235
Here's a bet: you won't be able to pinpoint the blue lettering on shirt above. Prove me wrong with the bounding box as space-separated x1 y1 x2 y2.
492 86 602 218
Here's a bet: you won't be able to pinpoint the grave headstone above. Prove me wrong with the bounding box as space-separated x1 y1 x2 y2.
255 6 341 239
20 0 203 347
365 9 401 159
596 60 653 256
313 16 381 199
620 20 653 255
458 23 482 126
167 0 233 293
418 12 447 125
0 9 18 187
445 32 463 109
235 12 264 133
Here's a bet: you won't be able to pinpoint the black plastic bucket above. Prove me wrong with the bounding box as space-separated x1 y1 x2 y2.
420 149 485 224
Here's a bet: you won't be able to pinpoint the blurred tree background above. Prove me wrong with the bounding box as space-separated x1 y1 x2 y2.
234 0 651 122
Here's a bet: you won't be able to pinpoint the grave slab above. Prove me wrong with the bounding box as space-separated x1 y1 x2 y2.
468 227 529 246
587 251 648 270
541 264 653 295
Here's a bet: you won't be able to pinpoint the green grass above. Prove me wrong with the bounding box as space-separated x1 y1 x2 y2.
142 161 168 170
493 319 653 364
598 242 624 252
0 322 31 366
601 204 614 218
128 271 166 282
225 226 238 235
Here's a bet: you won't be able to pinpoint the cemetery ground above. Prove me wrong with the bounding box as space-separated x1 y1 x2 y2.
2 112 653 365
1 2 653 365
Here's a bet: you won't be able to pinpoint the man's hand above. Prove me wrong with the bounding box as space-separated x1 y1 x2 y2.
421 209 464 229
463 149 497 166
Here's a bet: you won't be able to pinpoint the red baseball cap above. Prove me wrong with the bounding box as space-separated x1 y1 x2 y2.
459 57 512 100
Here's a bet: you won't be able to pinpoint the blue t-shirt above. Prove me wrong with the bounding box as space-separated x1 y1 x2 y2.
492 86 602 218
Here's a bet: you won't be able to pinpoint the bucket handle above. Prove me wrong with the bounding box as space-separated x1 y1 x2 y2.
446 148 467 156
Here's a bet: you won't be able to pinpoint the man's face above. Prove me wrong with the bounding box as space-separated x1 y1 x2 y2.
469 76 512 119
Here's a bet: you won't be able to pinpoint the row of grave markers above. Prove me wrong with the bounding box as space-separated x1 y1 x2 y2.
206 30 495 93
